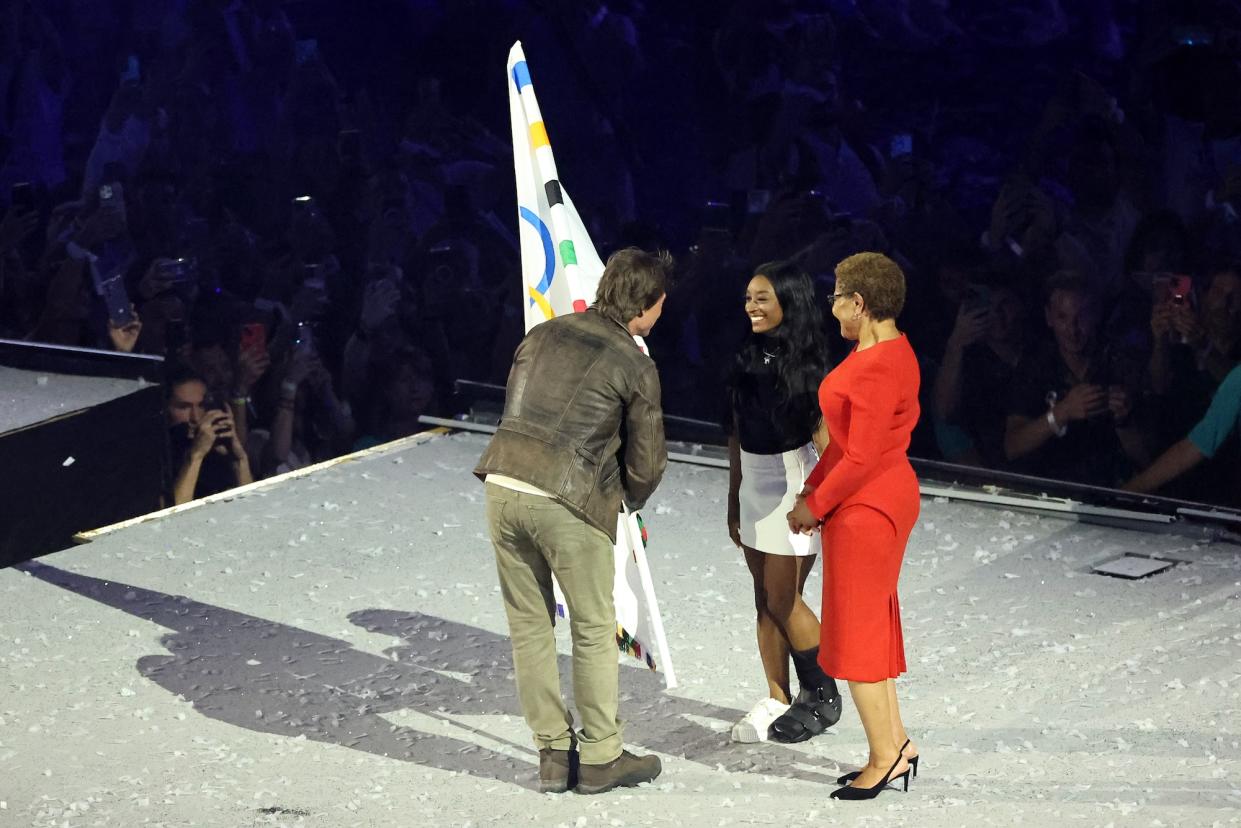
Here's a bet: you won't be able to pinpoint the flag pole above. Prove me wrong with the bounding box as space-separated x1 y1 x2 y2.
620 507 677 689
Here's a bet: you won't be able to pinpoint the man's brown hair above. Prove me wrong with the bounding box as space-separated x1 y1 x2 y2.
593 247 674 324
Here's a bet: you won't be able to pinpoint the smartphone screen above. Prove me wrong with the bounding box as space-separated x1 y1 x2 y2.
99 276 135 327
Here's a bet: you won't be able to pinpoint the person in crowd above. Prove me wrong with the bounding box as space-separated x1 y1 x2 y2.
165 366 252 505
255 338 354 477
726 260 840 744
474 248 671 795
1148 263 1241 447
1124 363 1241 508
353 345 437 449
932 279 1028 467
1003 271 1149 485
786 252 921 800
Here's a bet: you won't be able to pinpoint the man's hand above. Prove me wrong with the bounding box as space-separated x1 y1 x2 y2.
107 307 142 352
946 304 990 352
1108 385 1133 424
359 278 400 335
1056 383 1108 422
786 496 819 536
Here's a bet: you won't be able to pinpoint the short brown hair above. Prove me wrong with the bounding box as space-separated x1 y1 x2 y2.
835 252 906 321
1043 269 1091 308
593 247 673 324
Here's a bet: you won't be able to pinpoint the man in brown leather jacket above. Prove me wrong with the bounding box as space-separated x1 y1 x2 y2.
475 247 671 794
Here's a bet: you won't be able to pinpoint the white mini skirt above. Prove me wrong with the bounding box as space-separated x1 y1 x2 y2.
739 442 819 557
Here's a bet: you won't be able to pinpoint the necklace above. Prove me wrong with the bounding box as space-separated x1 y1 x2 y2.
762 348 778 365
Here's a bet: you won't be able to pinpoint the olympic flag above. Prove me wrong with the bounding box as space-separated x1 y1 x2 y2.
507 40 677 688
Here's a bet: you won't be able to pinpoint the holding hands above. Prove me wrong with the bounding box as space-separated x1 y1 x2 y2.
786 490 819 536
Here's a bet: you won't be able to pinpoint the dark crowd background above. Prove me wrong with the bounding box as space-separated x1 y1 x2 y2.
2 0 1240 508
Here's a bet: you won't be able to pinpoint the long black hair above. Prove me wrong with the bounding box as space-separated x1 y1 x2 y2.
729 260 830 412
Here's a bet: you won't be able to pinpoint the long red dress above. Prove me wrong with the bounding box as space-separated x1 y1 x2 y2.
803 334 921 682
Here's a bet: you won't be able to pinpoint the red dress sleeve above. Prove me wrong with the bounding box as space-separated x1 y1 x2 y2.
804 360 901 520
804 442 837 489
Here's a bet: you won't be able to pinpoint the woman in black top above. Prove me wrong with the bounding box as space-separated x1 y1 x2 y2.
726 261 841 743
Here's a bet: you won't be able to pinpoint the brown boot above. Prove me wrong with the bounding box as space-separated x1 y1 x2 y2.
538 748 578 793
575 750 662 794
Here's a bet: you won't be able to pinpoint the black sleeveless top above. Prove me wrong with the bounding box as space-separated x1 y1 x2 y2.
729 354 821 455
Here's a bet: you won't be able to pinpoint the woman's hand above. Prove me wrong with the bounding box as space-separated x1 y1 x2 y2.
787 496 819 536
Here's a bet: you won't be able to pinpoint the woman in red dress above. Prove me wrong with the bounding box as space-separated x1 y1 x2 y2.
787 252 921 800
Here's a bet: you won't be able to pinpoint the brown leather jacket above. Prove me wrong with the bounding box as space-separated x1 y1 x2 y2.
474 309 667 541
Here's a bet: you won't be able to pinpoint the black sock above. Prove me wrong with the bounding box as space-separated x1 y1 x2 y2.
791 647 838 698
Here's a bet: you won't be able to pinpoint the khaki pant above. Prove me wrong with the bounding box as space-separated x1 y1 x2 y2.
484 482 622 765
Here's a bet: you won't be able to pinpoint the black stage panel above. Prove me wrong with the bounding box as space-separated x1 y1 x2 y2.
0 340 166 565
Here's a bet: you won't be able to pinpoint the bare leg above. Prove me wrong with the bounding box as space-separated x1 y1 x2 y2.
847 679 909 789
886 679 916 758
743 546 791 703
763 553 820 651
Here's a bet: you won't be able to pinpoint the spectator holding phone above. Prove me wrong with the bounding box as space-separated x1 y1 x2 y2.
931 280 1028 467
259 333 354 477
1147 263 1241 455
1150 264 1241 393
1003 271 1149 485
166 367 252 505
106 304 142 352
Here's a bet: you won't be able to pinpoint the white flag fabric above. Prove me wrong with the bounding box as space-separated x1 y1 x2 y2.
507 40 676 687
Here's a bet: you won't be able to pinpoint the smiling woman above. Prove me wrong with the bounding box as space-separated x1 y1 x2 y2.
725 260 838 746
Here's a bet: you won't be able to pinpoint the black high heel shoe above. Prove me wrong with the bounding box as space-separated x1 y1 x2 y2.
830 752 910 800
836 739 919 784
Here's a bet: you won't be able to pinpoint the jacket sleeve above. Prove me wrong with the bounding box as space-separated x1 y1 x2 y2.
804 361 899 520
621 359 667 510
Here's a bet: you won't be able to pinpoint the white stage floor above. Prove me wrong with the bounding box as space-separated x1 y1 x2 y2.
1 431 1238 827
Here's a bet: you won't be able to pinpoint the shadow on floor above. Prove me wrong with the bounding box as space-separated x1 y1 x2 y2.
20 561 846 790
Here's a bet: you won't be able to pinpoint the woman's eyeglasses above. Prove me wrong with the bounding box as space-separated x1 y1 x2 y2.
828 291 855 304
